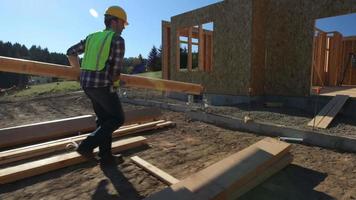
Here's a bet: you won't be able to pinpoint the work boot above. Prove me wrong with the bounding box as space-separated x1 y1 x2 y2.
76 142 98 163
99 154 123 166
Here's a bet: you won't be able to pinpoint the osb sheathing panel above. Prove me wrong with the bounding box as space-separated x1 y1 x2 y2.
250 0 268 96
263 0 356 96
170 0 253 95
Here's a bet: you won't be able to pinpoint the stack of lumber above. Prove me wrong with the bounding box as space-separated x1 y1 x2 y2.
0 117 175 184
308 95 349 129
144 137 292 200
0 108 162 148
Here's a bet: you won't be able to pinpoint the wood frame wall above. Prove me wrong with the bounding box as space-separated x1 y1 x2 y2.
162 21 213 77
176 26 213 73
312 29 356 86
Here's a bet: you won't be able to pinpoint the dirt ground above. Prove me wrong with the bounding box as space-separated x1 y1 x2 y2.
0 92 356 200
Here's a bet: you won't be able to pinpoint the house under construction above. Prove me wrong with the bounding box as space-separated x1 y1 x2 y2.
162 0 356 105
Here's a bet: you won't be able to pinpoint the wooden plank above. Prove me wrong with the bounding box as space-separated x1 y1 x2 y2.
317 95 349 129
145 138 291 200
0 56 204 95
308 95 349 128
188 27 193 72
198 25 204 71
131 156 180 185
176 31 181 71
307 96 339 127
179 40 199 46
230 153 293 199
120 74 203 95
0 121 174 166
0 136 147 184
162 21 171 80
0 108 162 149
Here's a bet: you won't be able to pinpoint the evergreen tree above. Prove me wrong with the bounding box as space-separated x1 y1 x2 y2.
0 40 70 88
146 46 161 71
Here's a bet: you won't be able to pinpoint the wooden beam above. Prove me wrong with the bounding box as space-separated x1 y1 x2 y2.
131 156 180 185
120 74 203 95
198 25 204 71
179 40 199 46
0 56 204 95
176 31 181 72
228 153 293 199
308 95 349 128
162 21 171 80
188 27 193 72
0 121 174 166
145 138 291 200
0 136 147 184
178 28 213 39
317 95 349 128
0 108 162 149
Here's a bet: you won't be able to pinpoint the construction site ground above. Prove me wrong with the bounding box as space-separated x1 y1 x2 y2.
0 91 356 200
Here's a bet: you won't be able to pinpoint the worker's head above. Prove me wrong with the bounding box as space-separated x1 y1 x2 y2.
104 6 128 34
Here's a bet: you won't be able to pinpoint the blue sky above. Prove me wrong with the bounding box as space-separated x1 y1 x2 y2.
316 13 356 36
0 0 222 58
0 1 355 58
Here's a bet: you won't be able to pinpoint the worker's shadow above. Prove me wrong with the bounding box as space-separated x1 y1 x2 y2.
239 164 334 200
92 164 143 200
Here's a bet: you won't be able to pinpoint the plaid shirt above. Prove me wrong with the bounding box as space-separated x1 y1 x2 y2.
67 31 125 88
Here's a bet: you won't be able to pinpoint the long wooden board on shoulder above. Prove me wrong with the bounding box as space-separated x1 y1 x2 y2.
0 108 161 149
0 56 204 95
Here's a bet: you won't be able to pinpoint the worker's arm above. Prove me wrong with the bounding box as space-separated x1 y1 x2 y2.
111 35 125 84
66 39 86 68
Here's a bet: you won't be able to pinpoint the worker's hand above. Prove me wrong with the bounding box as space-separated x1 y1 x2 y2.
113 80 126 88
67 55 80 69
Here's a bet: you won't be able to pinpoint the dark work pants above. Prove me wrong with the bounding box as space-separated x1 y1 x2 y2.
81 86 125 157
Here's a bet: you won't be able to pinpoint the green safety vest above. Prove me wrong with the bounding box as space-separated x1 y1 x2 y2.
81 30 115 71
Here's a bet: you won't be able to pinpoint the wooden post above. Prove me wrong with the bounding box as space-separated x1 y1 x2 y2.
198 25 204 71
188 27 193 72
176 30 181 71
162 21 171 80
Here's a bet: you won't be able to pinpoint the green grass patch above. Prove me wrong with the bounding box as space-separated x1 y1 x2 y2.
136 71 162 79
2 81 81 100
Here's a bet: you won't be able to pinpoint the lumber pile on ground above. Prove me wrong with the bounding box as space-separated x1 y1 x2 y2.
144 137 292 200
0 56 204 95
0 120 174 166
0 137 147 184
0 108 162 149
0 119 175 184
308 95 349 129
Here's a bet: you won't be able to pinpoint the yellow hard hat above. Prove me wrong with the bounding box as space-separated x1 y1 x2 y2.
105 6 128 26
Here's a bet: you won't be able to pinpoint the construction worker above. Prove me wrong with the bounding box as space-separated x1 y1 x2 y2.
66 6 128 165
